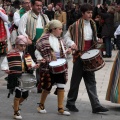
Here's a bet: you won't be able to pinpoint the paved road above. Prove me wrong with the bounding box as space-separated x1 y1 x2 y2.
0 50 120 120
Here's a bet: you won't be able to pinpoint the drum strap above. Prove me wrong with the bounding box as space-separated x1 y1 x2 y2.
60 40 66 58
50 39 66 60
22 61 25 72
51 49 57 61
58 39 66 58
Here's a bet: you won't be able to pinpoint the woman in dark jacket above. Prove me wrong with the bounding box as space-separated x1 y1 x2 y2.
97 5 115 58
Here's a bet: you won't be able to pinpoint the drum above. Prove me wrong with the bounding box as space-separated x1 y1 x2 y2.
81 49 105 71
18 73 37 90
49 59 67 74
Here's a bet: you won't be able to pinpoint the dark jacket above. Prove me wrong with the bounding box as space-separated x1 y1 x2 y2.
116 35 120 50
98 8 114 38
70 8 82 25
44 10 55 20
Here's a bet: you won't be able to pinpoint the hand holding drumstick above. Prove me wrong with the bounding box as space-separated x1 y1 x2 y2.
97 38 103 43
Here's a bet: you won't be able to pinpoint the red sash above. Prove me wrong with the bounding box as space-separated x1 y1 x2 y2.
0 9 7 41
84 40 92 51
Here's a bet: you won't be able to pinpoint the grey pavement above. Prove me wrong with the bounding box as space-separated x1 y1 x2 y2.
0 50 120 120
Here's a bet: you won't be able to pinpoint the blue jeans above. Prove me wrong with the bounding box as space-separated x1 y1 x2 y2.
104 37 112 56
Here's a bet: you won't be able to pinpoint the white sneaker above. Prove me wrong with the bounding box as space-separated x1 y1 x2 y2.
58 111 71 116
14 112 22 119
37 107 47 114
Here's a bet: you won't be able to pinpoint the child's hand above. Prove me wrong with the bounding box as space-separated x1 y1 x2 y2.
33 64 40 69
28 64 40 70
71 44 78 50
97 38 103 43
66 48 72 54
4 70 11 74
27 38 32 45
40 59 46 63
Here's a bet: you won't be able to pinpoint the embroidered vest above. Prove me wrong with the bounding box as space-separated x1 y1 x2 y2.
7 52 22 75
69 18 97 51
7 52 33 75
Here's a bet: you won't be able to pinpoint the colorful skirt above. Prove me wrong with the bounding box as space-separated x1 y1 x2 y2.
0 41 7 54
106 51 120 103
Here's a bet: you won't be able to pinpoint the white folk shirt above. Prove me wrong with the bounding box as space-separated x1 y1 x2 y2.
84 20 93 40
63 31 75 48
18 11 49 38
13 11 21 27
1 51 35 71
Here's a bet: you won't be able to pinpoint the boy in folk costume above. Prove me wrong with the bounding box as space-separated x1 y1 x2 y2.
0 7 8 55
36 20 71 116
64 3 109 113
1 35 39 119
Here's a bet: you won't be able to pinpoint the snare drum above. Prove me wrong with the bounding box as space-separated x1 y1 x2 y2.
81 49 105 71
18 73 37 90
49 59 67 74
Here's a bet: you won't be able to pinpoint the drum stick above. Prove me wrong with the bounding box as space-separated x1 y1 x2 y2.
60 49 72 58
86 37 104 52
87 42 97 51
80 42 98 55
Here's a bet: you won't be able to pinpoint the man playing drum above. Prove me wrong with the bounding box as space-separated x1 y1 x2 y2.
36 20 71 116
1 35 39 119
64 3 109 113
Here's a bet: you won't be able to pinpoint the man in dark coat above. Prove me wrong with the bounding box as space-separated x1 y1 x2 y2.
97 5 115 58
